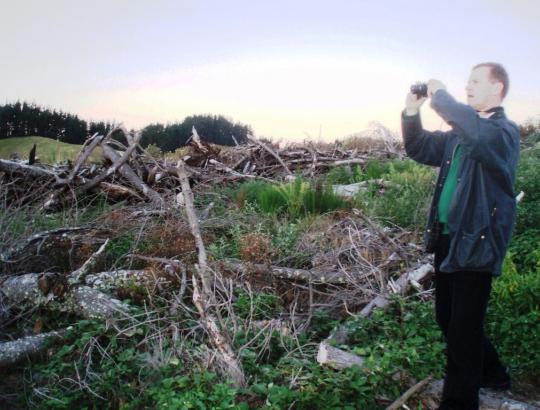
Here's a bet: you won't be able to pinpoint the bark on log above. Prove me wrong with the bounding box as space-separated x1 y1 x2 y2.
0 227 88 264
219 259 349 284
0 273 129 319
0 330 65 367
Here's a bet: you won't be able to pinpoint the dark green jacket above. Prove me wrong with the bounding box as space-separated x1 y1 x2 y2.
401 89 520 276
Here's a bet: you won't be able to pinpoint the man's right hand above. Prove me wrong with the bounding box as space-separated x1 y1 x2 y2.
405 92 427 116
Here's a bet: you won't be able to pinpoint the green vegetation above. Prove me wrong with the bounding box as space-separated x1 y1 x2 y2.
4 133 540 409
323 158 436 229
237 178 350 218
0 136 103 164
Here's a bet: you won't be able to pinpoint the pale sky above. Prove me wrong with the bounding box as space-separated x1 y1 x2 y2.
1 0 539 141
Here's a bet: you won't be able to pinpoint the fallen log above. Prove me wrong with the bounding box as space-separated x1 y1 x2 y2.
316 342 365 370
332 179 394 198
219 259 349 284
208 159 274 183
0 273 129 319
0 159 59 181
0 330 65 367
0 226 89 264
177 159 246 388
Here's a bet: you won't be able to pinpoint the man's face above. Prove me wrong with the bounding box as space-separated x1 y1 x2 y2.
466 66 503 110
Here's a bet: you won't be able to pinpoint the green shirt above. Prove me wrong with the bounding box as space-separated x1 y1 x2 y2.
438 144 462 234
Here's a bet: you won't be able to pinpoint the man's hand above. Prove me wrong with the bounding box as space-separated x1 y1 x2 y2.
427 79 446 98
405 92 427 116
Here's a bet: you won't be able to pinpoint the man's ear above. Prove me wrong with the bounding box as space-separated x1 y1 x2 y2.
492 81 504 97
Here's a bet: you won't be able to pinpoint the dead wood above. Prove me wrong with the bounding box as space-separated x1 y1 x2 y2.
385 375 433 410
176 159 246 387
0 330 65 367
55 132 103 185
0 226 90 264
98 181 144 201
316 342 365 369
219 259 349 284
0 159 59 181
0 273 129 319
248 135 293 176
101 144 165 208
358 263 433 318
81 129 141 191
68 239 110 285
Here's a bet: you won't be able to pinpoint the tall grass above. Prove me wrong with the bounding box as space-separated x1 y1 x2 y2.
237 178 349 218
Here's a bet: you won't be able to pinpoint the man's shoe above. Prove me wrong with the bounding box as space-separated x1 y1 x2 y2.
480 367 511 390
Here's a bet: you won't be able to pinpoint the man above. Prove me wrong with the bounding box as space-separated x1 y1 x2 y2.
401 63 520 410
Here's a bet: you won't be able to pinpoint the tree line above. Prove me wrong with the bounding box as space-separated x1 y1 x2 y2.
0 101 252 150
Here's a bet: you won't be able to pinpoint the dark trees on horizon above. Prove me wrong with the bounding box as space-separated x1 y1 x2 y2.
0 101 251 150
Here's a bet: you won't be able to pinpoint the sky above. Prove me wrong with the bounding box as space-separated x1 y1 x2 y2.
1 0 540 141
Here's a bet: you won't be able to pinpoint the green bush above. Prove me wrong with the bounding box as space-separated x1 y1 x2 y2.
514 147 540 236
325 159 421 186
487 258 540 375
355 162 436 229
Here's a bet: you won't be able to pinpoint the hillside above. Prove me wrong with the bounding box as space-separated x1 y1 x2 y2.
0 136 103 164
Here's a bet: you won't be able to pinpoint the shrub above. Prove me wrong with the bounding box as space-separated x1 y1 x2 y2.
355 162 436 229
514 147 540 235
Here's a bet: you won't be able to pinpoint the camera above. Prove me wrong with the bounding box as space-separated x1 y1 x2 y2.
410 82 428 98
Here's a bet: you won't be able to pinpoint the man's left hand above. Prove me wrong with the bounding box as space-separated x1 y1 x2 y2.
427 79 446 98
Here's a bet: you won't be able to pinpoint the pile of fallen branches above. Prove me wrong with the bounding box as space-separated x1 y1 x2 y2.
0 127 404 212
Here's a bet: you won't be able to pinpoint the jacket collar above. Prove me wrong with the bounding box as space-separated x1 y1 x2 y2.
476 106 506 119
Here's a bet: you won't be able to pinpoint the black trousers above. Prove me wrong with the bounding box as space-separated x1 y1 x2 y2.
434 234 505 410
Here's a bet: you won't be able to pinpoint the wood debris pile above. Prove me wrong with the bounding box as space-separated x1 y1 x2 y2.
0 127 403 211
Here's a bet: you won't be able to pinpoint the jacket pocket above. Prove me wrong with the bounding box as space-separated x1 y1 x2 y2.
455 228 495 270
